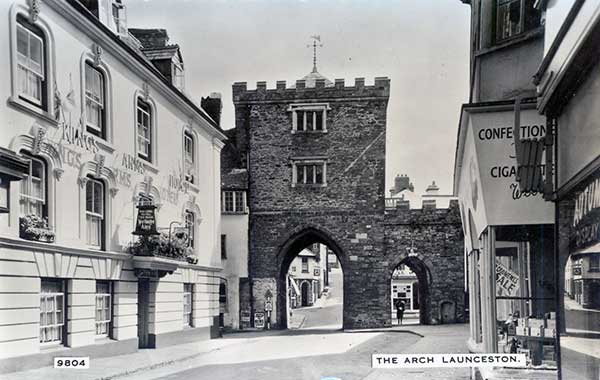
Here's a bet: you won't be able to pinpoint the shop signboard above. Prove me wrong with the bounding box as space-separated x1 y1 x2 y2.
570 168 600 253
456 105 554 243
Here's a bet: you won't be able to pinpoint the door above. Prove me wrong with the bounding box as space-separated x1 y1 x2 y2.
301 282 309 307
441 301 456 324
137 279 150 348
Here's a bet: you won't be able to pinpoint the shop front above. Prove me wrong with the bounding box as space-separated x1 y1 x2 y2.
454 101 558 379
533 3 600 378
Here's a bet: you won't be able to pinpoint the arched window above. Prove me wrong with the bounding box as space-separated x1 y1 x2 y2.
136 98 153 163
86 176 105 249
183 130 195 183
84 62 106 138
16 15 46 109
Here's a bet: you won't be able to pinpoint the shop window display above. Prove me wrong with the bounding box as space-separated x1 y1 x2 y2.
495 240 557 368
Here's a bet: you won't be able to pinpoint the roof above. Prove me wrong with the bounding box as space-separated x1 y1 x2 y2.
292 69 334 88
67 0 225 138
221 169 248 190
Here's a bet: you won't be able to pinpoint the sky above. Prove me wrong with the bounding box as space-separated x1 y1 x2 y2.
126 0 471 195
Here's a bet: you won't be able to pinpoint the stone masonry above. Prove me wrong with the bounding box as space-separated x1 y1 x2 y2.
230 77 464 329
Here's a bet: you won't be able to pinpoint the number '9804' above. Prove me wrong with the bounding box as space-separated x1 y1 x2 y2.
54 357 89 369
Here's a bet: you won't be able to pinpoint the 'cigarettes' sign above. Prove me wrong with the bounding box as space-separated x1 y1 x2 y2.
372 354 527 368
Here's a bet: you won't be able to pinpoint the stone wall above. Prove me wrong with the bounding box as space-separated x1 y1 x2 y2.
384 200 466 324
232 78 465 329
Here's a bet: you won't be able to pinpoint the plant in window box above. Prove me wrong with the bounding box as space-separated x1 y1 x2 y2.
19 214 55 243
185 247 198 264
128 231 190 261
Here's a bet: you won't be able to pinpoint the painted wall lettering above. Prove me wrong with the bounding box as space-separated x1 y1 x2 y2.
62 123 100 153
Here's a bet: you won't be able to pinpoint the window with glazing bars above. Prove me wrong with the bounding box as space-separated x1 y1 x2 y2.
295 163 325 185
40 279 64 344
183 283 193 327
137 99 152 162
222 191 246 213
95 281 111 336
495 0 541 43
184 131 194 183
85 63 105 138
20 155 47 217
185 210 195 248
16 17 45 107
86 177 104 248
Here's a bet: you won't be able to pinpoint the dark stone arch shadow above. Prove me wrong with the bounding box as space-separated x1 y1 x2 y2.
390 254 434 325
276 226 348 329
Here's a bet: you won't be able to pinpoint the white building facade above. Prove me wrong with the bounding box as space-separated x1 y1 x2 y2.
0 0 226 373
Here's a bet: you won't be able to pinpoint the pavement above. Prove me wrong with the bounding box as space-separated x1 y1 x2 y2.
2 265 473 380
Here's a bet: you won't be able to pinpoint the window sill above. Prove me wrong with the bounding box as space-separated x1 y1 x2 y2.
475 27 544 58
141 160 159 175
292 130 328 135
96 139 116 154
292 183 328 188
221 211 248 215
7 97 59 127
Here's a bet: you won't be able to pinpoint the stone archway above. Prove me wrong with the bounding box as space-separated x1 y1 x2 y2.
277 226 348 329
391 255 432 325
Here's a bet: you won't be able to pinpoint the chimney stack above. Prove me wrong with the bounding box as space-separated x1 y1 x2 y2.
201 92 222 126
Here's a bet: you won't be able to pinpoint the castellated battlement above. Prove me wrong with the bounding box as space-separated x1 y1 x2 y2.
232 77 390 102
384 199 461 226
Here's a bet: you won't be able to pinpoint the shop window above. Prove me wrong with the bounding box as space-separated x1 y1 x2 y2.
84 63 106 139
185 210 195 248
222 191 246 213
16 16 46 109
183 283 193 327
86 177 105 249
293 161 326 186
183 131 195 183
589 254 600 272
20 154 47 218
40 278 65 345
495 0 541 44
302 257 309 273
95 281 112 337
136 98 153 163
495 243 556 367
221 234 227 259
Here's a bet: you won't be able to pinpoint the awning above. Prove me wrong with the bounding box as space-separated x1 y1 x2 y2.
289 277 300 295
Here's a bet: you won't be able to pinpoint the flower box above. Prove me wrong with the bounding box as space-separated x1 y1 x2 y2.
19 215 55 243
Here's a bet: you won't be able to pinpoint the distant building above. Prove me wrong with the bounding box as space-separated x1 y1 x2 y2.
387 174 457 210
287 244 323 308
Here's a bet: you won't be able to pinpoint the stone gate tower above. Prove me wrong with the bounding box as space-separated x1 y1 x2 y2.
232 72 390 329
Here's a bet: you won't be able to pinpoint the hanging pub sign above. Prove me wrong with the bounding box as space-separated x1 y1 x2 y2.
132 201 159 236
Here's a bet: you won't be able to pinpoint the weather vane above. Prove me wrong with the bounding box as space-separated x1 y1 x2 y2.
307 35 323 73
